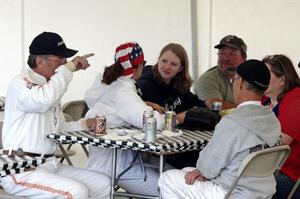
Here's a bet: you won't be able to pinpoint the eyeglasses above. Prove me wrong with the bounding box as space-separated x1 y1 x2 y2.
217 50 240 57
263 55 285 76
143 61 147 66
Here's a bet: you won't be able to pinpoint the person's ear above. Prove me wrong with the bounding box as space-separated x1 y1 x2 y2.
239 79 244 90
279 75 285 87
179 66 184 72
36 56 45 67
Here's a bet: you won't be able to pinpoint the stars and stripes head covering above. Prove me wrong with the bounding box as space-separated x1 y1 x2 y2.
114 42 144 77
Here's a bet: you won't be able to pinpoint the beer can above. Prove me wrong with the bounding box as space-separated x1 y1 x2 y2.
164 111 176 132
95 115 106 136
143 110 154 131
212 102 222 114
143 110 154 124
144 117 157 143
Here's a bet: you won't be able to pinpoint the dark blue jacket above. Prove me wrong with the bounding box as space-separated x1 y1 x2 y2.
137 65 206 113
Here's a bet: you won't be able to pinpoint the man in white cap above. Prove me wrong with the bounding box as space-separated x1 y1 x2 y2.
159 60 281 199
1 31 110 198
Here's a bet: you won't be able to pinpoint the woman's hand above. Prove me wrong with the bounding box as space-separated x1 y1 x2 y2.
184 169 206 185
145 101 166 114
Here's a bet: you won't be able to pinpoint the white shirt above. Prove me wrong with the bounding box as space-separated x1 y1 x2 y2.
2 66 81 154
237 100 262 108
84 73 164 179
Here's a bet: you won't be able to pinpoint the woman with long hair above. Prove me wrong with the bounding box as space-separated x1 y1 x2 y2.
84 42 164 196
262 54 300 199
138 43 206 115
138 43 208 169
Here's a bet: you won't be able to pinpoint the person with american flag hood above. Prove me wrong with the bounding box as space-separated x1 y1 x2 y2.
84 42 165 196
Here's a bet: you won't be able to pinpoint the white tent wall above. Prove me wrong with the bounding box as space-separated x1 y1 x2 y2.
0 0 192 103
198 0 300 75
1 0 300 101
0 0 23 97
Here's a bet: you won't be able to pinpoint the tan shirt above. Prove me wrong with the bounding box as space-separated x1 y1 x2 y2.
194 66 234 103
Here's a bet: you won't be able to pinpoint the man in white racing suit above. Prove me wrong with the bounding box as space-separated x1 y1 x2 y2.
1 31 110 199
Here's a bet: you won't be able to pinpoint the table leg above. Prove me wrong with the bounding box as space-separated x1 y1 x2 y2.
158 154 164 199
58 143 73 166
81 144 89 157
110 148 117 199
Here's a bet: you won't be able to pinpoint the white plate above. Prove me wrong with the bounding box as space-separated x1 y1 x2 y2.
161 129 183 137
132 133 145 140
132 133 163 141
107 129 141 136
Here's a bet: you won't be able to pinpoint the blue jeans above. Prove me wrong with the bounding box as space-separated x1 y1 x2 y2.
272 172 300 199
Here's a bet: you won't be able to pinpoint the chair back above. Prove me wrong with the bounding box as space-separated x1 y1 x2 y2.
224 145 290 199
0 121 3 149
62 100 88 121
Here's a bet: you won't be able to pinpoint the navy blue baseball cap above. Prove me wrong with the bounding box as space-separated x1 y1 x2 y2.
29 32 78 58
236 59 270 90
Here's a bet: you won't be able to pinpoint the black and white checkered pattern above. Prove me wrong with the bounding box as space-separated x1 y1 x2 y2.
0 155 46 177
47 128 213 154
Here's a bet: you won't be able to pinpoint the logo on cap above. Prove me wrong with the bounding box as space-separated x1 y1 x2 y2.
57 41 65 46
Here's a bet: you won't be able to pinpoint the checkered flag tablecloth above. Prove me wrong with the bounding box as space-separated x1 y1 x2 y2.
47 128 213 154
0 155 46 177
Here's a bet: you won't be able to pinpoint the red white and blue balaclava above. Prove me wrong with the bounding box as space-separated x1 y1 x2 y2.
114 42 144 77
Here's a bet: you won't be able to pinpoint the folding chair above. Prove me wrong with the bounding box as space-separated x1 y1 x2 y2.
55 100 89 165
0 120 3 149
287 176 300 199
62 100 88 121
224 145 291 199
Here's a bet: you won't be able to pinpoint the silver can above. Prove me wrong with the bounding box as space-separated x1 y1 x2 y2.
164 111 176 132
212 102 222 114
143 110 154 131
95 115 106 136
143 110 154 124
144 117 157 143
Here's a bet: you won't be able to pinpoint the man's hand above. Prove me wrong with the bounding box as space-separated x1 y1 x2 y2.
71 53 94 71
184 169 206 185
176 111 187 124
205 98 237 110
205 98 223 110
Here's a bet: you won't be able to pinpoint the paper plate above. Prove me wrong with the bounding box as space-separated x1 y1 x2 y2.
132 133 163 141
